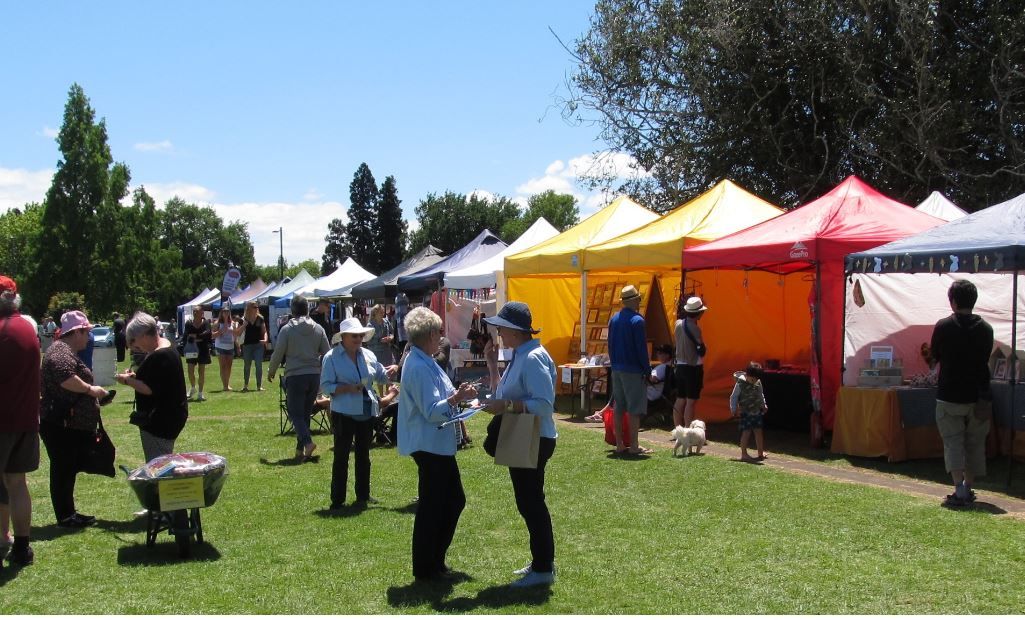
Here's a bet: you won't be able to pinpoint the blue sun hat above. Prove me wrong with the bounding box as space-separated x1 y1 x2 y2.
483 301 540 334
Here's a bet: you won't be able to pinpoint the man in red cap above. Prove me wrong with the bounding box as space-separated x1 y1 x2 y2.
0 275 40 566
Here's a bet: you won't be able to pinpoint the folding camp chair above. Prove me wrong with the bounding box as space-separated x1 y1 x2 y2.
278 380 332 436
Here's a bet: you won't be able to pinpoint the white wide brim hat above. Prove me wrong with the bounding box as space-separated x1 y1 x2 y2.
334 317 375 343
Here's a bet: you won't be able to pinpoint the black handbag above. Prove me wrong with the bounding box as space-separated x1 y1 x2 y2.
129 407 155 427
77 421 116 478
683 319 707 357
483 413 503 457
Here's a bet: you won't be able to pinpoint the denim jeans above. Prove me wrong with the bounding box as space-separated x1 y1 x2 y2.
285 373 320 450
241 343 264 389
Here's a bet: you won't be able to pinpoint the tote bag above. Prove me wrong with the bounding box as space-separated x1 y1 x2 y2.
494 412 540 469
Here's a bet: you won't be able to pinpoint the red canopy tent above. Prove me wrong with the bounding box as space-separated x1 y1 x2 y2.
681 176 944 435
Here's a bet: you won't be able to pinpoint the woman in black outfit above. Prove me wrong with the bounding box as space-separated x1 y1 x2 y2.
116 312 188 460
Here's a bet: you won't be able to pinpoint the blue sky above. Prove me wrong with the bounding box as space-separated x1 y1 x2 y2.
0 1 643 267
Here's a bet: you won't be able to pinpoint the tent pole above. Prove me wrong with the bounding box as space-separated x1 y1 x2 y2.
580 270 589 412
1008 269 1019 488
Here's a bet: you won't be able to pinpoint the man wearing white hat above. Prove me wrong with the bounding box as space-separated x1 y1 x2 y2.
607 285 653 455
674 296 709 428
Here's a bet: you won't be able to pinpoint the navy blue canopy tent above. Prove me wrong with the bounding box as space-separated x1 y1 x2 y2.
847 192 1025 478
397 230 506 293
351 244 446 300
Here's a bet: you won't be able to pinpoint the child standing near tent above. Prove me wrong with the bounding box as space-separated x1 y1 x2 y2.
730 362 767 461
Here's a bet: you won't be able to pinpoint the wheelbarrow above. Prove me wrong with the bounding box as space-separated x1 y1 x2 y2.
127 452 228 558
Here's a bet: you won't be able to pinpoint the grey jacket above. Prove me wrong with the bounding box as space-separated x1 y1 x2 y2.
269 316 330 377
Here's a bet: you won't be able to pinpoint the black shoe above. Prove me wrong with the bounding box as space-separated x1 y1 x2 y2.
9 545 34 566
58 513 96 528
355 497 379 505
328 503 345 511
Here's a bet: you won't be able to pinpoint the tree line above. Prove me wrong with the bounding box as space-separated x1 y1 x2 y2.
1 84 581 321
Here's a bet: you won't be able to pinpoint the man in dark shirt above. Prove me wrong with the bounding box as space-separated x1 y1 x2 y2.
311 300 334 341
929 279 994 507
0 275 41 566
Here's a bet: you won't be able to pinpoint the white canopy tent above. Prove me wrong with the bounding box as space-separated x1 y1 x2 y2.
258 269 315 305
915 191 968 221
296 257 376 298
178 287 220 312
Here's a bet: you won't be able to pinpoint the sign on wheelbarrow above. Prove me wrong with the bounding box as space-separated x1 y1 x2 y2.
158 477 205 511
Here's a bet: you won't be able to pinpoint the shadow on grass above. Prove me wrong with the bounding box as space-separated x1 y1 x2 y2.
259 455 319 467
386 579 455 608
313 504 368 519
703 422 1025 498
29 523 93 542
433 583 552 612
116 541 222 566
384 500 418 515
942 501 1007 515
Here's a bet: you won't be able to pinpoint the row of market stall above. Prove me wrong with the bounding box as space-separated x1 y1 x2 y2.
173 175 1023 459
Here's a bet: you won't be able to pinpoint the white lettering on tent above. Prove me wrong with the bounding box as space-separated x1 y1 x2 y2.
789 241 809 260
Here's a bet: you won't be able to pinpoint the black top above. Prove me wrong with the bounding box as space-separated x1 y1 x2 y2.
113 317 127 346
135 346 189 440
930 312 994 403
183 318 212 354
243 316 265 345
311 312 333 339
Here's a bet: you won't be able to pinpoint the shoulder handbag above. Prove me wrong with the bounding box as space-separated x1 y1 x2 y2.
483 413 503 456
183 338 199 360
77 420 116 478
683 319 707 357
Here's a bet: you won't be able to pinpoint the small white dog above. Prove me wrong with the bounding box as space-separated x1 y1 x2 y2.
671 420 707 457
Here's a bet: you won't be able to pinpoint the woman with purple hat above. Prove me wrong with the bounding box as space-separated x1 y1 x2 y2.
39 310 112 528
482 301 558 588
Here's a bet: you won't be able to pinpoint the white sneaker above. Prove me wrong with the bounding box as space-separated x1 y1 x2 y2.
511 570 555 587
188 387 196 400
513 563 532 576
197 392 206 402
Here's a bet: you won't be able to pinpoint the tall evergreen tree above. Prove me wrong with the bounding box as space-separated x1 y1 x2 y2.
28 83 132 314
322 218 351 274
375 175 407 271
346 163 380 272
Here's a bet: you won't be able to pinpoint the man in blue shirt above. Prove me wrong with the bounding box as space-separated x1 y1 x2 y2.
607 285 652 455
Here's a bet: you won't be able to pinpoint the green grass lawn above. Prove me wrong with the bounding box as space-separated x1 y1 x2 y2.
4 362 1025 613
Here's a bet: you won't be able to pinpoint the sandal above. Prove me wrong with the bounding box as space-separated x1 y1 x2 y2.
628 447 654 455
942 493 968 508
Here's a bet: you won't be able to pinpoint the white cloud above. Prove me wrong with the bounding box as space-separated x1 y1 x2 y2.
39 126 58 139
138 181 217 206
303 188 322 201
511 149 647 218
0 166 52 211
134 140 174 153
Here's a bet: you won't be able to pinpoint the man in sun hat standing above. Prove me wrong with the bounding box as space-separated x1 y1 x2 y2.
607 285 653 455
675 296 709 428
0 275 41 566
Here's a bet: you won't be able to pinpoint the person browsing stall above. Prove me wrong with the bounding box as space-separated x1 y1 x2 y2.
115 312 189 461
482 301 558 588
608 284 653 455
397 307 477 582
320 318 398 509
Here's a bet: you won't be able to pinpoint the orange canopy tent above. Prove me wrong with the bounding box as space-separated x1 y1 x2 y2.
681 176 944 431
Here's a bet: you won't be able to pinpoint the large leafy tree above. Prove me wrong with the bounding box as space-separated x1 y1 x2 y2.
28 83 132 313
346 163 380 272
407 191 520 256
0 203 43 295
253 259 321 284
567 0 1025 211
376 175 407 271
500 190 579 242
158 197 256 298
321 218 351 274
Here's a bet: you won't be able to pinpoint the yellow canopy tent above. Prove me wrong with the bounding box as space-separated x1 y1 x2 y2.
505 196 659 366
582 180 789 421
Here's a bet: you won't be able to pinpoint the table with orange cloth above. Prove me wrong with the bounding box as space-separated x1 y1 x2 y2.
832 385 1012 462
831 386 944 462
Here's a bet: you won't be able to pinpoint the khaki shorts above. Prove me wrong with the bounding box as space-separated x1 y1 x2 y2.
0 431 41 474
935 400 990 476
612 371 647 417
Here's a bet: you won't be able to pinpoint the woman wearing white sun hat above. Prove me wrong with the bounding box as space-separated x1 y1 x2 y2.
674 296 709 428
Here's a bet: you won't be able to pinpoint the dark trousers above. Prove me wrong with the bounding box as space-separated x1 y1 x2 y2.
411 451 465 579
39 420 90 521
509 437 556 573
331 414 372 505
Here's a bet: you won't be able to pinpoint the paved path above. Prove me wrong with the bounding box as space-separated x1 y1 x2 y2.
558 416 1025 518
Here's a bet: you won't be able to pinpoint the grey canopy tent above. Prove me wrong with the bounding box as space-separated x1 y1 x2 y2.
846 192 1025 479
397 230 507 293
351 245 446 300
